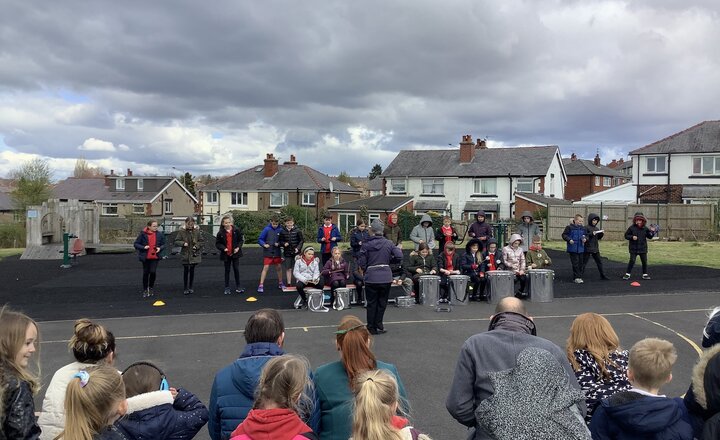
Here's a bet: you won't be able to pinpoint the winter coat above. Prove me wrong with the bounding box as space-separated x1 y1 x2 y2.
502 238 526 273
625 212 655 254
526 246 552 269
208 343 320 440
409 214 435 251
446 312 583 440
94 425 129 440
703 308 720 348
590 391 693 440
584 213 604 254
357 235 403 284
116 389 208 440
174 226 204 265
0 369 40 440
349 228 370 256
406 253 436 275
571 349 631 423
38 361 95 440
279 226 304 258
562 223 586 254
215 226 244 261
383 223 403 245
461 240 483 276
316 224 342 254
517 211 541 253
230 408 317 440
321 259 350 284
294 257 321 284
435 225 459 254
133 228 166 262
683 343 720 439
468 211 494 245
437 251 462 275
479 239 505 273
258 223 282 258
314 360 407 440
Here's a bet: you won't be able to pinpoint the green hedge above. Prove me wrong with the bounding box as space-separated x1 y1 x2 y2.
0 223 26 248
232 206 319 243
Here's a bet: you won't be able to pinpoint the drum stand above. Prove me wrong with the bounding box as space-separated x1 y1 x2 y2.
436 283 452 312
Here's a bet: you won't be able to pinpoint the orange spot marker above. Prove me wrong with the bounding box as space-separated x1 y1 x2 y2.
630 281 641 287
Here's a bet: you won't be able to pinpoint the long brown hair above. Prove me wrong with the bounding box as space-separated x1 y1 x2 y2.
352 369 404 440
336 315 376 388
566 313 621 378
0 306 40 394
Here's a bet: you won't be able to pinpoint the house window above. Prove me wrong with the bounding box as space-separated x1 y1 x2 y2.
389 179 406 194
302 192 316 206
206 192 218 204
603 177 612 187
646 156 667 173
132 204 145 215
421 179 444 195
164 200 173 214
116 179 125 191
369 213 380 221
516 178 534 193
692 156 720 175
335 194 341 205
137 179 144 191
230 192 248 206
473 178 496 195
270 192 288 207
101 203 118 216
339 213 356 234
594 176 600 186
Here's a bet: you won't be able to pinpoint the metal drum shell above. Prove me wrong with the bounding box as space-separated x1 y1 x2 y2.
419 275 441 306
487 270 515 305
448 274 470 305
528 269 554 303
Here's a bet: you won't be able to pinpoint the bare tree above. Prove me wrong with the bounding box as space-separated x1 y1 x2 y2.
73 158 105 178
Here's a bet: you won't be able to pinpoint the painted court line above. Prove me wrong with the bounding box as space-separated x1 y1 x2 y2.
627 312 703 356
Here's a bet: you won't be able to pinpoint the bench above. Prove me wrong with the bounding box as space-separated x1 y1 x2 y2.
283 284 361 308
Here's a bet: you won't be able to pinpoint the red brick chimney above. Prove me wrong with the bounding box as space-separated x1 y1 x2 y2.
475 138 487 149
570 153 577 161
264 153 279 177
459 135 475 163
594 153 601 166
127 168 133 176
608 159 618 168
618 158 624 165
283 154 298 166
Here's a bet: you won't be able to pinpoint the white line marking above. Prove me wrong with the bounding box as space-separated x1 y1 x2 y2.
627 313 703 356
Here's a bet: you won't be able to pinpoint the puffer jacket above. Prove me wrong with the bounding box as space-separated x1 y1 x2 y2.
0 369 40 440
349 228 371 257
117 389 208 440
174 225 204 265
38 361 95 439
517 211 541 253
461 239 483 276
406 253 436 275
294 257 321 284
468 210 493 244
502 234 526 272
321 259 350 284
584 213 604 254
409 214 435 251
562 222 586 254
479 239 505 273
624 212 655 254
258 223 282 258
279 226 304 258
357 235 403 283
133 227 166 262
683 343 720 439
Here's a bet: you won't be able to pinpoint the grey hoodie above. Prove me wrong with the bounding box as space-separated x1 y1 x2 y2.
410 214 435 251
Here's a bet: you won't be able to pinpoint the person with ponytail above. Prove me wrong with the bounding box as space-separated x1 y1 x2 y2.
351 369 431 440
230 355 317 440
313 315 407 440
0 307 41 439
39 318 117 439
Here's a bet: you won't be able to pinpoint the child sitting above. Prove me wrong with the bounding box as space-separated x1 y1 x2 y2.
437 242 461 304
461 238 484 301
293 247 321 309
478 238 505 299
502 234 528 298
590 338 693 439
321 247 350 305
526 235 552 269
118 361 209 440
406 243 437 304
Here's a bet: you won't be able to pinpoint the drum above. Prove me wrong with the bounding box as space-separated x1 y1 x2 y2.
419 275 440 306
333 287 350 310
395 296 414 308
487 271 515 304
347 285 361 305
528 269 554 303
449 274 470 306
306 288 329 313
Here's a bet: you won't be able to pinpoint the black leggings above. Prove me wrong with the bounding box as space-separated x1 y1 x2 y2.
329 279 346 301
627 252 648 274
296 281 319 304
142 259 159 289
224 258 240 288
183 264 196 289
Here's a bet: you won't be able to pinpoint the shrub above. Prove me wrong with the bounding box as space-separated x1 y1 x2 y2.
0 223 26 248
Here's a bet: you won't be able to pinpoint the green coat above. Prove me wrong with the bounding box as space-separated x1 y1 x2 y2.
526 247 552 269
174 226 204 265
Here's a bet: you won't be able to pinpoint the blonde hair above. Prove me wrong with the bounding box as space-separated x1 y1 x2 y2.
336 316 376 389
0 307 40 394
69 319 115 364
59 365 125 440
566 313 621 379
352 369 404 440
253 355 314 421
629 338 676 389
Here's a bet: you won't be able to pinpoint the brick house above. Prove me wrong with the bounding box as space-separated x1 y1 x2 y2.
563 153 630 201
327 195 414 233
514 192 572 220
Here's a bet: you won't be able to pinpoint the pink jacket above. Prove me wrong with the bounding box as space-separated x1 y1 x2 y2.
502 245 526 272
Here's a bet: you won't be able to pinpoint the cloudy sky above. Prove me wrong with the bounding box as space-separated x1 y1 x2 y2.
1 0 719 180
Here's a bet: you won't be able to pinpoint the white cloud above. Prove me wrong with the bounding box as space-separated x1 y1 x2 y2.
78 138 115 152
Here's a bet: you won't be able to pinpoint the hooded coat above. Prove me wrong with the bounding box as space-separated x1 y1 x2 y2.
516 211 541 253
174 225 204 265
583 213 604 254
230 408 317 440
468 211 493 244
562 222 586 254
409 214 435 251
349 228 371 256
258 223 283 258
461 239 483 275
502 234 526 272
383 215 403 245
406 252 437 275
624 212 655 254
683 343 720 439
479 239 505 273
116 389 209 440
357 234 403 284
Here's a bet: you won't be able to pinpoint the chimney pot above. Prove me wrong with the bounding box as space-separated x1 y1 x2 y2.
594 153 601 166
459 134 476 163
264 153 279 177
618 158 624 164
110 169 115 175
570 153 577 161
127 168 132 176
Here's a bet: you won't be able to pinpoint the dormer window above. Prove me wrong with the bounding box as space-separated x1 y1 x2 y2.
137 178 144 191
116 179 125 191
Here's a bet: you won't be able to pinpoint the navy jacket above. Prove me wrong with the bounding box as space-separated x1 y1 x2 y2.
133 229 166 262
357 235 403 284
215 227 244 261
349 228 370 257
561 223 586 254
317 224 342 254
94 426 129 440
258 223 282 258
590 391 693 440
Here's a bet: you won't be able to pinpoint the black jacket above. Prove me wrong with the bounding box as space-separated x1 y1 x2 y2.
435 226 460 254
584 213 604 254
0 371 40 440
278 226 304 258
437 251 462 275
624 212 654 254
349 228 371 256
215 226 244 260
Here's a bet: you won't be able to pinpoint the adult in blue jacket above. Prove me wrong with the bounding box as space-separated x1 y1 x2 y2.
208 309 319 440
561 214 587 284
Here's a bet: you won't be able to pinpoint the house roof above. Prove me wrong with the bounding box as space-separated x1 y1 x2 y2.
53 177 198 204
414 200 450 211
515 192 572 207
463 201 500 212
327 195 413 212
203 164 360 193
682 185 720 199
615 159 633 171
0 191 16 211
630 121 720 155
367 178 383 191
562 159 626 177
381 146 561 178
576 182 636 204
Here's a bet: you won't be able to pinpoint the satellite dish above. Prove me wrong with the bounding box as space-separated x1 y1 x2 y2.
329 182 334 193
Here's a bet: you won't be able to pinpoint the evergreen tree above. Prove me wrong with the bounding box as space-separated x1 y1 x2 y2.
368 164 383 180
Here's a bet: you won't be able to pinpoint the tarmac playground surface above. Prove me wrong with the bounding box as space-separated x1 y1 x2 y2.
1 248 719 439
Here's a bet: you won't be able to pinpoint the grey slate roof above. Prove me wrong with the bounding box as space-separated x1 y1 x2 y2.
515 192 573 206
682 185 720 199
327 195 413 212
562 159 626 177
616 159 633 171
0 192 16 211
630 121 720 155
381 146 560 178
367 178 383 191
204 165 360 193
53 177 180 203
463 201 500 212
414 200 450 211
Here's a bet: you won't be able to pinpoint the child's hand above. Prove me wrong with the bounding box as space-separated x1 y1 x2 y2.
569 240 574 245
263 244 270 248
331 237 336 241
170 387 178 399
531 263 537 268
144 245 150 250
632 236 638 240
321 237 326 242
544 260 549 264
233 247 240 253
183 242 188 247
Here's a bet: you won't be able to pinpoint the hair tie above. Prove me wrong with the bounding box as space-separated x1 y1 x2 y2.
366 377 374 382
334 323 367 335
73 370 90 388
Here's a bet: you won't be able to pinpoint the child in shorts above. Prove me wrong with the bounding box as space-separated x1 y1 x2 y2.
258 216 283 293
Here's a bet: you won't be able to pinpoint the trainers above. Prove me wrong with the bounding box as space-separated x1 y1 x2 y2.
642 274 651 280
236 288 245 294
623 273 631 280
573 278 582 284
224 288 231 295
188 289 194 294
142 288 150 298
257 284 264 293
578 278 584 284
148 287 155 297
279 282 286 290
183 289 190 295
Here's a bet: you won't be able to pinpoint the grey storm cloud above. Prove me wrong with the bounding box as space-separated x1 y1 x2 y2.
1 0 719 177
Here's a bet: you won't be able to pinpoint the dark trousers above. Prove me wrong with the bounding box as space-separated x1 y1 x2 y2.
141 259 159 289
296 281 318 304
183 264 196 289
365 282 391 332
329 279 346 301
321 252 332 266
411 274 426 304
439 276 451 301
514 274 527 295
223 258 240 288
583 252 606 278
568 252 585 279
627 252 648 274
468 273 484 298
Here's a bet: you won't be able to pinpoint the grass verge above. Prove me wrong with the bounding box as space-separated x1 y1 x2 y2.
0 248 24 261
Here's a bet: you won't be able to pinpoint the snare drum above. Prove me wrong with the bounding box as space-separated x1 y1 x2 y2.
306 288 329 313
419 275 440 306
395 296 414 308
333 287 350 310
487 270 515 304
528 269 554 303
448 274 470 306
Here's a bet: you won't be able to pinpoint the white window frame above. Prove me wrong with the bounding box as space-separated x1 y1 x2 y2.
646 156 667 173
137 178 144 191
164 200 173 214
603 177 612 187
516 177 534 193
421 178 444 196
101 203 118 216
116 179 125 191
132 203 145 215
594 176 601 186
339 213 356 234
389 179 406 194
206 192 218 204
369 213 380 222
270 192 288 207
692 156 720 175
302 192 316 206
335 193 341 205
473 178 496 195
230 192 248 206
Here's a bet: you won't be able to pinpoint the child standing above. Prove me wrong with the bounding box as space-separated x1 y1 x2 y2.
133 219 166 297
293 247 321 309
409 214 435 252
526 235 552 269
590 338 693 439
437 242 461 304
0 307 41 439
174 216 204 295
215 215 245 295
383 212 403 247
279 217 305 287
502 234 528 298
517 211 541 254
623 212 657 280
562 214 587 284
468 210 493 251
322 247 350 305
258 216 284 292
435 216 459 254
349 219 370 260
317 215 342 267
118 362 208 439
461 238 483 301
584 213 609 280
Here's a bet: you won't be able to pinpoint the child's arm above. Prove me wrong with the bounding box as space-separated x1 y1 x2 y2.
3 381 41 440
316 226 324 243
624 227 634 241
258 227 268 246
333 225 342 242
170 388 210 440
543 249 552 265
296 230 305 254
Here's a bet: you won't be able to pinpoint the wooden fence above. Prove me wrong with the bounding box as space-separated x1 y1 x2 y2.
546 203 716 241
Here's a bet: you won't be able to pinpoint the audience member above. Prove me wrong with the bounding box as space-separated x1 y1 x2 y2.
684 343 720 439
